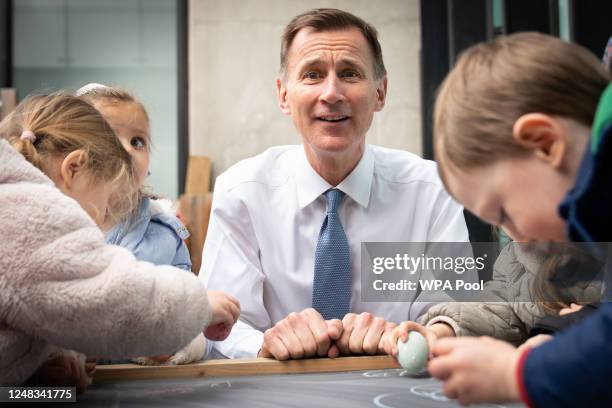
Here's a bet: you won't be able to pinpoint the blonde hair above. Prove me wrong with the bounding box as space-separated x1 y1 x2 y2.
77 84 149 123
434 32 610 174
77 84 156 216
0 91 136 224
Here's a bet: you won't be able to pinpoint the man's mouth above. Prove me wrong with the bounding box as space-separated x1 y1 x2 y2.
316 115 350 123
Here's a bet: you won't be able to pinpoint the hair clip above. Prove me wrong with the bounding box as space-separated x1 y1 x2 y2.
20 130 37 143
76 83 108 96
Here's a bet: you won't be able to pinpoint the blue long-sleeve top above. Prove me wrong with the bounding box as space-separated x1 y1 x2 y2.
105 196 192 271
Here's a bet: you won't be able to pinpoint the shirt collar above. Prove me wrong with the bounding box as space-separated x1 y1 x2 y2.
296 145 374 209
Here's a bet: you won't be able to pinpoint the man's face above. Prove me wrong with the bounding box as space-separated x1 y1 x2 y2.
277 27 387 157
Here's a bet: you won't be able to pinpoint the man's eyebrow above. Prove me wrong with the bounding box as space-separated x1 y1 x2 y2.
296 56 366 71
336 57 365 68
296 56 323 69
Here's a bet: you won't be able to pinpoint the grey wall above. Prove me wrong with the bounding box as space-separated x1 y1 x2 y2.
189 0 422 179
14 0 179 199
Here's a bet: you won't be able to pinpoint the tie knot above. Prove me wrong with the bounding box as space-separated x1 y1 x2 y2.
324 189 345 213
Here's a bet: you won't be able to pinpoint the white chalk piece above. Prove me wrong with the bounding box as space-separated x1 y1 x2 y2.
397 331 428 375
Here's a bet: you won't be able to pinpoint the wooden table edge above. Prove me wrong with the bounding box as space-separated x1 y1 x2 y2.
94 355 401 384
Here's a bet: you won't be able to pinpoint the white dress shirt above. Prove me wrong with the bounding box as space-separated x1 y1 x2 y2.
201 144 469 358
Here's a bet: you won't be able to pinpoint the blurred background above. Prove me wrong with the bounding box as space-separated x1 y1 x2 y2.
0 0 609 242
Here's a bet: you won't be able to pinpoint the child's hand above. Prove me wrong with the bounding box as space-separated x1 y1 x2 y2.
167 333 207 365
132 355 172 365
133 334 207 366
204 290 241 341
428 337 522 405
559 302 583 316
34 351 92 394
382 321 449 359
517 334 553 352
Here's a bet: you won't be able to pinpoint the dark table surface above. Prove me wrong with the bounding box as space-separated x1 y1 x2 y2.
66 368 524 408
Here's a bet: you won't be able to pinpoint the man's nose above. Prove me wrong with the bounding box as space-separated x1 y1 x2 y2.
319 75 345 105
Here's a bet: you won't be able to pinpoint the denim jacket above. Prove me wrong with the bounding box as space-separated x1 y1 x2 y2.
105 197 192 271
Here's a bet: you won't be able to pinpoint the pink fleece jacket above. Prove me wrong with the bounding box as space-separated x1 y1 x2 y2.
0 139 212 385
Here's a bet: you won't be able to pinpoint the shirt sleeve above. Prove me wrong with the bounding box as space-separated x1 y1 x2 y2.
410 191 472 320
426 187 469 242
200 176 271 358
520 302 612 407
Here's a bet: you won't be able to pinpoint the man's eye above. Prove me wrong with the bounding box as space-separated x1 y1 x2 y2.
340 70 361 80
131 137 146 150
303 71 321 80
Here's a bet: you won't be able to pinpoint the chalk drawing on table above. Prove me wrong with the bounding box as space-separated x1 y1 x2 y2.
210 381 232 388
362 369 403 378
373 382 510 408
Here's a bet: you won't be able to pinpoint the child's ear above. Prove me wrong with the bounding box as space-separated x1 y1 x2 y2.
276 77 291 115
59 150 88 190
512 113 566 168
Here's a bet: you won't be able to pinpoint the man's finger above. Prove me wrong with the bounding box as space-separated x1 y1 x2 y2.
328 343 340 359
336 320 354 356
326 319 343 340
305 315 330 357
348 313 373 354
277 322 306 359
294 321 319 357
263 335 289 361
363 317 386 355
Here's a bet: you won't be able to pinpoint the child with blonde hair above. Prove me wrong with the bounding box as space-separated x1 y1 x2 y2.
77 84 209 365
415 32 611 406
0 92 240 391
77 83 191 271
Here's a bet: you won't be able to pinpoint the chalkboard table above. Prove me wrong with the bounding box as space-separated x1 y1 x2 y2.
69 356 524 407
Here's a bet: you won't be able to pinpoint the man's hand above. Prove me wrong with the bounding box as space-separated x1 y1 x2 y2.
428 336 522 405
205 290 241 341
259 308 342 360
335 312 391 356
34 351 92 395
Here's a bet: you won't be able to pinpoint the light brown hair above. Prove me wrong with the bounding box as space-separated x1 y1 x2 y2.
78 84 156 207
77 84 149 124
280 8 387 80
434 32 610 175
0 91 136 224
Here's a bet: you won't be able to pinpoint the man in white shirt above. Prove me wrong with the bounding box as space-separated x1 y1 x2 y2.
201 8 469 360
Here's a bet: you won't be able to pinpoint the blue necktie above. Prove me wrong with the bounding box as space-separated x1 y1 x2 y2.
312 189 352 320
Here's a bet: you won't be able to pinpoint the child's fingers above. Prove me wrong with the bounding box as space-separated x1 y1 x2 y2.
431 336 473 356
427 354 455 381
67 356 88 394
227 298 241 322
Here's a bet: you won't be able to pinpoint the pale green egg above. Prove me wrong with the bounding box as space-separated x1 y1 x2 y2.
397 331 428 375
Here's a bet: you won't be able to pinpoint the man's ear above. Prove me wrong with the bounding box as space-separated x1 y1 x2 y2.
374 76 388 112
276 77 291 115
512 113 566 168
59 150 88 190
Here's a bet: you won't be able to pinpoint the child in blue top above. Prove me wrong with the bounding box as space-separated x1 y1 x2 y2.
424 32 611 407
77 83 191 271
78 84 203 365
